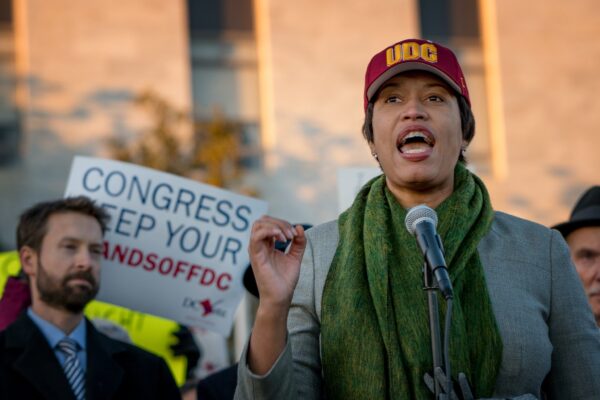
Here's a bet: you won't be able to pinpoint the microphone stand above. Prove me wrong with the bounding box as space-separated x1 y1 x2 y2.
423 262 449 400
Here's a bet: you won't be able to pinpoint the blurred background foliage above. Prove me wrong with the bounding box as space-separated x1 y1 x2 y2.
107 90 247 190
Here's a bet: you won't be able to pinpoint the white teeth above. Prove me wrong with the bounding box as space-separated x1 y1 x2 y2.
403 147 429 154
397 130 434 153
405 131 427 139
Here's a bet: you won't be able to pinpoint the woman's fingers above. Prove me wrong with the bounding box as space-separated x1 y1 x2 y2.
287 224 307 260
248 217 307 304
250 216 296 249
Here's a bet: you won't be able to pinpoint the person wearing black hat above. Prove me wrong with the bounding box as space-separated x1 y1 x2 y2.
553 186 600 326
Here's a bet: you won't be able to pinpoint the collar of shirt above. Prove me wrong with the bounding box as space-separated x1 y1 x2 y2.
27 308 87 370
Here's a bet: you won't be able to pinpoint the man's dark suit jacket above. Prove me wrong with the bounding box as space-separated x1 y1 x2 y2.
195 364 237 400
0 313 181 399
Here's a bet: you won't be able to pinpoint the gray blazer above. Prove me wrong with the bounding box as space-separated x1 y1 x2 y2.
235 212 600 399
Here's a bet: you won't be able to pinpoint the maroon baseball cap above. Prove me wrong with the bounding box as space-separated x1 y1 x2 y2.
363 38 470 110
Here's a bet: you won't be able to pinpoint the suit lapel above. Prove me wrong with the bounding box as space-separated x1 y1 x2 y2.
86 319 124 399
7 315 76 400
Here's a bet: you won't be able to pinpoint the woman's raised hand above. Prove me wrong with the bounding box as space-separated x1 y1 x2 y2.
247 216 307 374
248 216 307 310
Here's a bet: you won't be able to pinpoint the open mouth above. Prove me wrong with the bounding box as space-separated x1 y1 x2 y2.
397 131 435 154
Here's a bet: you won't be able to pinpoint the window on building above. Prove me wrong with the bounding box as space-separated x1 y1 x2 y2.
418 0 491 175
419 0 480 41
187 0 260 171
0 0 20 166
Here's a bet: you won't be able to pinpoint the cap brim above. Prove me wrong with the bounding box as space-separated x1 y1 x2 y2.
366 61 462 102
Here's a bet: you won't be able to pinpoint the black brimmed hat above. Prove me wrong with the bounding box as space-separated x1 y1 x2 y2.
553 186 600 237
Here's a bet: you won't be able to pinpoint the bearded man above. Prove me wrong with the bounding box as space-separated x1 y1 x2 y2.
0 196 180 399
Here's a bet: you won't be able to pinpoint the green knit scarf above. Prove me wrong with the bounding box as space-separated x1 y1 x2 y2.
321 163 503 399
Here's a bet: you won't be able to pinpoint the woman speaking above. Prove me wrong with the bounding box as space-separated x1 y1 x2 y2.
234 39 600 399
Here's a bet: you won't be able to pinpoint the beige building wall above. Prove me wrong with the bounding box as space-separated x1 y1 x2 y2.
0 0 192 248
255 0 600 228
253 0 420 225
1 1 597 241
480 0 600 226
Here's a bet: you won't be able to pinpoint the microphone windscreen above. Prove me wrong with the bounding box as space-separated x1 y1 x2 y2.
405 204 438 235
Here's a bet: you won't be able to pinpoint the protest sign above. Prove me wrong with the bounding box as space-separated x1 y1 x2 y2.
84 302 188 385
65 156 268 336
0 251 20 292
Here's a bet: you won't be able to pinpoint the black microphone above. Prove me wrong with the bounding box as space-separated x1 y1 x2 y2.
405 205 453 300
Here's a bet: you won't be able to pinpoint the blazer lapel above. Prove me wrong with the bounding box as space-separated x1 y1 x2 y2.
85 319 124 400
7 315 76 400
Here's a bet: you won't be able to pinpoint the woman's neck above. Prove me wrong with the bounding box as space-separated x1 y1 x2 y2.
385 177 454 209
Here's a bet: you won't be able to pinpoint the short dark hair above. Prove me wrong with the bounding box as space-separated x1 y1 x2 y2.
17 196 110 252
361 94 475 163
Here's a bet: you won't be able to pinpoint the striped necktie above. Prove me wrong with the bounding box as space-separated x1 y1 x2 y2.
56 337 86 400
